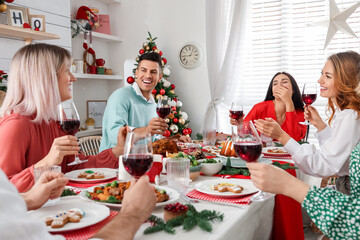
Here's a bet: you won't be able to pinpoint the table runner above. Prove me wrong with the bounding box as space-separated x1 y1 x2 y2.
53 211 118 240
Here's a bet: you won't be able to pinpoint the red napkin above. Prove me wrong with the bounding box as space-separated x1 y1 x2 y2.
186 189 252 205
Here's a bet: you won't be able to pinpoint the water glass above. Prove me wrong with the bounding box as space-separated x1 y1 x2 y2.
203 129 217 146
33 165 62 206
167 158 190 194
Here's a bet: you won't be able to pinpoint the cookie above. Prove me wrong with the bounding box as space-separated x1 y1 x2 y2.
51 218 66 228
93 172 105 179
212 183 244 194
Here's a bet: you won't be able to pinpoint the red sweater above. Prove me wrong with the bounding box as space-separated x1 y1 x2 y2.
244 100 306 141
0 113 118 192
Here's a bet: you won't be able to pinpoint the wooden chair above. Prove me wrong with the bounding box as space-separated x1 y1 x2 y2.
79 136 102 156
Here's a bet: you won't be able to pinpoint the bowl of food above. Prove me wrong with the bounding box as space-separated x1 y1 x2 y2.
200 159 223 176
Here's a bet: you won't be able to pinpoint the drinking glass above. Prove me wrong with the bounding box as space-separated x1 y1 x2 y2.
230 102 244 121
34 165 62 206
122 132 153 179
203 129 216 146
156 96 171 119
57 101 86 166
167 158 190 194
233 121 273 201
300 83 317 125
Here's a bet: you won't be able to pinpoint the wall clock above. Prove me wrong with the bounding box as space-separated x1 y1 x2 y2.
179 42 203 69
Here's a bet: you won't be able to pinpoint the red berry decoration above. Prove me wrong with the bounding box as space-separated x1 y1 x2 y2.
164 202 188 212
171 84 175 90
187 128 192 134
162 58 167 64
160 89 165 95
159 51 163 56
152 46 157 50
139 49 145 54
183 129 189 135
152 89 157 94
127 76 135 84
163 130 171 137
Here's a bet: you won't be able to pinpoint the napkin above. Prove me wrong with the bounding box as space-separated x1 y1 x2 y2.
186 189 252 206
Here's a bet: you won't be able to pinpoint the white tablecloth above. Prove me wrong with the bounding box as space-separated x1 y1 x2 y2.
134 176 275 240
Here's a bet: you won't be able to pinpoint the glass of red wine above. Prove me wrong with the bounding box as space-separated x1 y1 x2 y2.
233 121 273 201
156 96 171 119
300 82 317 125
122 132 153 180
230 102 243 123
57 101 86 166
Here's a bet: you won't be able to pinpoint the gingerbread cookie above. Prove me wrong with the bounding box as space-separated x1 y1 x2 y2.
43 208 85 229
212 183 244 193
78 170 105 179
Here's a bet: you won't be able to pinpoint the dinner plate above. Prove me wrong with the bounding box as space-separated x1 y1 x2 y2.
80 185 179 208
64 168 117 183
262 147 290 157
27 198 110 233
194 179 258 198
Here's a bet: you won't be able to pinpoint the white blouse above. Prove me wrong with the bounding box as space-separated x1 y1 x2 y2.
284 109 360 177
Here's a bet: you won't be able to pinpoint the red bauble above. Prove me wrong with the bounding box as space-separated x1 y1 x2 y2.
173 118 179 124
152 89 157 94
173 98 177 102
187 128 192 134
163 130 171 137
127 76 135 84
171 84 175 90
160 89 165 95
152 46 157 50
5 0 14 2
182 129 189 135
171 106 177 111
139 49 145 54
159 51 163 56
162 58 167 64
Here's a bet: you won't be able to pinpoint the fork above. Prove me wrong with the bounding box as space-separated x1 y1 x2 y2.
181 193 199 203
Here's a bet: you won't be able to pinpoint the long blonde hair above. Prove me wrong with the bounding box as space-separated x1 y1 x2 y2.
0 43 71 123
327 51 360 125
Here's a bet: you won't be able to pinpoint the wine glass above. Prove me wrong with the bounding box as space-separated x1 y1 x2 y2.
57 100 87 166
156 96 171 119
233 121 273 201
230 102 244 125
122 132 153 179
300 83 317 125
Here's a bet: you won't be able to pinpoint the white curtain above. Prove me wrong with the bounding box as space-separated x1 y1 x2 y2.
202 0 248 132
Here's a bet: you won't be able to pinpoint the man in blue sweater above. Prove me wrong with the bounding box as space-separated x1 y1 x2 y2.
99 52 168 152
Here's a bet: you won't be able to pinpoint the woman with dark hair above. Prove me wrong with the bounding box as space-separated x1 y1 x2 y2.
230 72 306 141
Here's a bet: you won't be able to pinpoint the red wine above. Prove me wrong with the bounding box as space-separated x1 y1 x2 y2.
156 107 171 119
123 154 153 178
302 94 317 105
233 142 262 162
57 120 80 135
230 110 243 120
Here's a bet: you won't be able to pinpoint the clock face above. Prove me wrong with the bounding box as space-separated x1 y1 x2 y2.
179 43 202 69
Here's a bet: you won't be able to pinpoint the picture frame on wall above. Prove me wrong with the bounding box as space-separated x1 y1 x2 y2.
29 15 45 31
87 100 107 128
6 5 28 27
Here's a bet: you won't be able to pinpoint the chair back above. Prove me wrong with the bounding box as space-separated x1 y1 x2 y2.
79 136 102 156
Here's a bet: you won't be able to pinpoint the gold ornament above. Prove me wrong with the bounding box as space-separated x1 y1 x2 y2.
169 90 175 94
165 118 170 123
0 3 7 13
136 57 139 62
155 49 159 53
179 118 185 125
168 113 174 120
146 45 150 51
156 94 162 100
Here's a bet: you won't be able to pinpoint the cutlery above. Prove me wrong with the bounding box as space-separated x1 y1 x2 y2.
181 194 199 203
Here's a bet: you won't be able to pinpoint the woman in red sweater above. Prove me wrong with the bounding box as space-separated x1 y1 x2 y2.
230 72 306 141
0 43 126 192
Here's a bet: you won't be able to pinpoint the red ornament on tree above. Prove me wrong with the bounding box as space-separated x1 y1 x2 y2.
152 89 157 94
171 84 175 90
139 49 145 54
162 58 167 64
160 89 165 95
152 46 157 50
159 51 163 56
127 76 135 84
173 118 179 123
5 0 15 2
163 130 171 138
183 129 189 135
171 106 177 111
187 128 192 134
173 98 177 102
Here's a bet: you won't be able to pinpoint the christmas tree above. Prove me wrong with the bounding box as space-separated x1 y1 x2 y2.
126 32 192 137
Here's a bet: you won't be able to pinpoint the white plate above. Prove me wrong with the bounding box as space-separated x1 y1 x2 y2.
194 179 258 198
80 185 179 208
64 168 117 183
27 198 110 233
262 147 290 157
218 155 272 168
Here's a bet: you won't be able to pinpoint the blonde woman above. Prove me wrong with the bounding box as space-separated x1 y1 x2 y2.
0 44 126 192
249 51 360 239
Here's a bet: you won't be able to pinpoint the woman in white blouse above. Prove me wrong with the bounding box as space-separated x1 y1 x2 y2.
254 51 360 194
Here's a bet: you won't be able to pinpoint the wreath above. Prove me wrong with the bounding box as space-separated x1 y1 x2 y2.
83 49 96 67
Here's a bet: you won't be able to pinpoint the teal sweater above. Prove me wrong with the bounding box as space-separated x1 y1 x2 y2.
99 86 157 152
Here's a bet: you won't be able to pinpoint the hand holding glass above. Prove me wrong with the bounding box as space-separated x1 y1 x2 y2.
233 121 273 201
156 96 171 119
230 102 244 120
34 165 62 206
300 83 317 125
122 132 153 179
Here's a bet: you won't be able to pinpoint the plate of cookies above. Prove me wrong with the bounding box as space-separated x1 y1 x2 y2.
194 179 258 198
27 198 110 232
64 168 117 183
262 147 290 157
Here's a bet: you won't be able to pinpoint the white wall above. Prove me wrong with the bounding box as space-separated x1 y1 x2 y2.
109 0 211 136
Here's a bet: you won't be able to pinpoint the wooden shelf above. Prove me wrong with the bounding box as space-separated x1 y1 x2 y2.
81 31 122 43
73 73 123 81
0 24 60 44
98 0 122 4
76 128 102 138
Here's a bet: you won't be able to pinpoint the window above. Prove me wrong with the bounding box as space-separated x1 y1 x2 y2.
219 0 360 145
